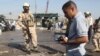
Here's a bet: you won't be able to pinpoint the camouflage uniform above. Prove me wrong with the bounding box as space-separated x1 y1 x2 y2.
93 19 100 51
17 12 37 50
94 20 100 39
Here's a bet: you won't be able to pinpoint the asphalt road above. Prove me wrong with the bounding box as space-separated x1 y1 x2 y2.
0 29 65 56
0 29 100 56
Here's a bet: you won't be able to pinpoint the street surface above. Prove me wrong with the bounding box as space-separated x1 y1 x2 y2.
0 29 100 56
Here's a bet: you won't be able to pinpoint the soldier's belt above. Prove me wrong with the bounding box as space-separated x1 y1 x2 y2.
28 25 34 27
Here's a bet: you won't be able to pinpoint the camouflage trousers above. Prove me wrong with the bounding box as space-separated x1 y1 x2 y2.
23 27 37 50
93 32 100 39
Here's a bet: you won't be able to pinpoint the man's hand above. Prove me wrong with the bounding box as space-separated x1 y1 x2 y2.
59 36 68 44
63 37 68 43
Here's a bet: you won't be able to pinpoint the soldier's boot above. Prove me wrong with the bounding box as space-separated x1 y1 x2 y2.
93 39 100 51
31 46 40 53
33 46 38 50
31 46 37 51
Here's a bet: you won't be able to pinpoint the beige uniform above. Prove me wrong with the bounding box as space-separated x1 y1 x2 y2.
17 12 37 50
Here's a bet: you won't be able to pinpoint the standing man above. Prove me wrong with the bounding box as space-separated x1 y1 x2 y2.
93 18 100 51
17 3 38 53
60 1 88 56
84 12 94 43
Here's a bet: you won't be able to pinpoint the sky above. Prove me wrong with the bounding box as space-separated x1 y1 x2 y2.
0 0 100 19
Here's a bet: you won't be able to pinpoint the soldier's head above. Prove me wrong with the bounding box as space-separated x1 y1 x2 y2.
62 1 78 19
84 11 91 18
23 3 30 12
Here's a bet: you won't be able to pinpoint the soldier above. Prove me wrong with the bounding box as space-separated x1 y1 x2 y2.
84 12 94 43
17 3 38 53
93 18 100 51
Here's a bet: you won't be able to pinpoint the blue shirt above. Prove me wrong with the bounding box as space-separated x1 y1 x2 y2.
67 12 88 55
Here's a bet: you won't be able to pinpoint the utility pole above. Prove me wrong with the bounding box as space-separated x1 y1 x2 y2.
45 0 49 14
